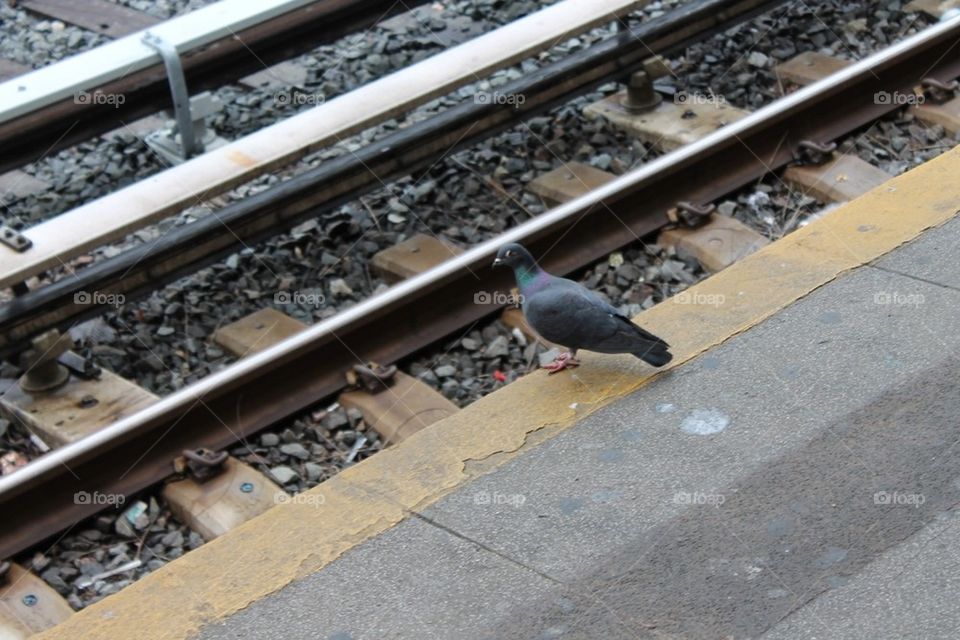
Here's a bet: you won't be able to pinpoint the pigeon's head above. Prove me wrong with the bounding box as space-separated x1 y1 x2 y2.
493 243 536 270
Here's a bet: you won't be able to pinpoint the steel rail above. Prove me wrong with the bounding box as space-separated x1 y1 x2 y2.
1 16 958 560
0 0 784 356
2 0 320 122
0 0 656 289
0 0 431 174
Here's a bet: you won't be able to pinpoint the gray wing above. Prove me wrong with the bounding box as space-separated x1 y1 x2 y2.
524 277 668 353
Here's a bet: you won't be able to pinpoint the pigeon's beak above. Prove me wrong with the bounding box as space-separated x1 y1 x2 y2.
492 257 504 267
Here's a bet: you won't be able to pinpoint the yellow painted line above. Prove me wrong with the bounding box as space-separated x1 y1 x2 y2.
38 145 960 640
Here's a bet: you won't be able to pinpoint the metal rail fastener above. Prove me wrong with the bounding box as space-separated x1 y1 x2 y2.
175 448 229 482
621 70 663 113
670 202 716 227
347 363 398 393
0 225 31 253
18 330 72 392
922 77 958 104
795 140 837 165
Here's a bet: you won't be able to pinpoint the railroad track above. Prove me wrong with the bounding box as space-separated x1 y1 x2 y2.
0 0 783 356
0 0 434 174
0 0 958 629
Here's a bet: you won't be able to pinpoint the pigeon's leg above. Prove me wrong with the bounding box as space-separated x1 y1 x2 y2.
544 349 580 374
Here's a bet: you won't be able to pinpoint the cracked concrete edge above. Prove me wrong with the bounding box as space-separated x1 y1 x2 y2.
37 145 960 640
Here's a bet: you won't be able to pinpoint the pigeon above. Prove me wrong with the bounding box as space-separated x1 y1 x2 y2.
492 242 672 373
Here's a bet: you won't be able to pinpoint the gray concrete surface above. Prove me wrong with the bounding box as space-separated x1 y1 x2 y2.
874 215 960 290
196 516 559 640
196 219 960 640
762 510 960 640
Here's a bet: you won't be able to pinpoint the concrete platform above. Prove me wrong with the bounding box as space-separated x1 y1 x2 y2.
38 148 960 640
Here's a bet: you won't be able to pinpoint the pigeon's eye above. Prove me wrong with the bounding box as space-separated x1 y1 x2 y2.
505 250 514 257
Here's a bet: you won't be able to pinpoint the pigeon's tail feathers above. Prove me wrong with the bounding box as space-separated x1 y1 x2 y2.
633 343 673 367
614 314 669 348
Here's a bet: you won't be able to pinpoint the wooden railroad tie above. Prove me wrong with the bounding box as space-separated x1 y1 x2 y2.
583 91 749 152
339 372 458 445
19 0 161 39
905 0 960 18
371 233 463 283
0 562 73 638
912 95 960 135
783 155 893 204
773 51 852 89
658 213 770 274
213 307 309 358
0 330 285 576
771 51 906 204
239 61 309 93
774 50 960 134
215 303 458 446
527 161 616 207
528 163 768 273
0 364 156 448
102 114 168 141
162 457 286 541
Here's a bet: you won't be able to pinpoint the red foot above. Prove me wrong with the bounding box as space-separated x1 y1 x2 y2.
543 351 580 374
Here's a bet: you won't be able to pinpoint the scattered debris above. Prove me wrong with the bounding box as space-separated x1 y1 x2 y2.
0 450 28 475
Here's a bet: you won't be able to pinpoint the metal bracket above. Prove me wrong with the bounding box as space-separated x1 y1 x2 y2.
0 225 31 253
58 351 102 380
668 201 715 228
346 362 397 393
921 77 958 105
142 32 200 160
145 91 226 165
174 448 228 482
794 140 837 166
